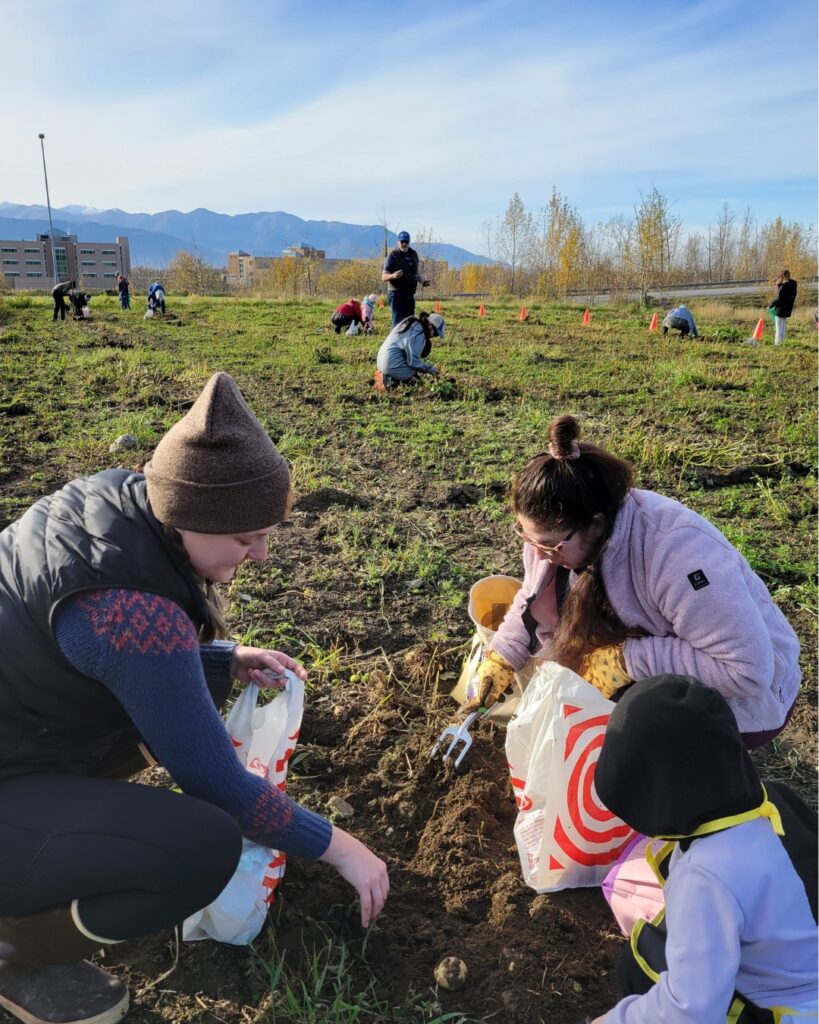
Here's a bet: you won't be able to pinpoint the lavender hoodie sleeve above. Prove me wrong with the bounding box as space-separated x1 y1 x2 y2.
622 525 777 701
490 547 558 670
603 861 743 1024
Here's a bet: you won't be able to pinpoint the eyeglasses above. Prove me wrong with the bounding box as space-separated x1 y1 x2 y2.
398 239 410 245
513 522 577 556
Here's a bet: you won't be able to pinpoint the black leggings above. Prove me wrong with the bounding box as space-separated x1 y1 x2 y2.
0 772 242 941
0 672 241 941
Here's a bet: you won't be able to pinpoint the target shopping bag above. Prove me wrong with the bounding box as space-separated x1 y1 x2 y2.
505 661 636 893
183 670 304 945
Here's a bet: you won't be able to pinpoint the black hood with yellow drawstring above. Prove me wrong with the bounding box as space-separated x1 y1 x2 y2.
595 674 763 838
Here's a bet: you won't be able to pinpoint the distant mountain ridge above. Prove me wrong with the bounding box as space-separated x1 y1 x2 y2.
0 203 489 269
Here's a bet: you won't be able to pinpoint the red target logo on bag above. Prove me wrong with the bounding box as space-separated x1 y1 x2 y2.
550 703 634 869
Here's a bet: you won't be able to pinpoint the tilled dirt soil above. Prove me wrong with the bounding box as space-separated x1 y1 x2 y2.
92 468 814 1024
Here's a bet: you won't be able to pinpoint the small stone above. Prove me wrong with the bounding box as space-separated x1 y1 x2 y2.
434 957 468 991
238 593 253 604
407 578 424 591
327 796 355 819
109 434 138 452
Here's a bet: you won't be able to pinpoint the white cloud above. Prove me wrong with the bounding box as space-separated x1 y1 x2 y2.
2 0 815 250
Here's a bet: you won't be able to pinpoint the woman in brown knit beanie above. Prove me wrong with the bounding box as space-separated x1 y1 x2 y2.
0 372 388 1024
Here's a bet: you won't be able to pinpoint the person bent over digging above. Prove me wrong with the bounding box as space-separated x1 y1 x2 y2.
0 372 388 1024
584 675 817 1023
461 414 801 750
374 311 444 391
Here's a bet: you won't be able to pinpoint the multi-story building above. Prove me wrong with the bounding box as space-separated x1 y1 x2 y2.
226 250 254 285
282 244 326 260
0 232 131 290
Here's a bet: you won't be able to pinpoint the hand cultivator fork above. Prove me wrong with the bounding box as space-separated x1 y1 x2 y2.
430 709 487 769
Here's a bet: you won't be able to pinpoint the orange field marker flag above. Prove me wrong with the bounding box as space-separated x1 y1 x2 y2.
582 308 591 325
648 313 658 331
752 317 765 341
519 306 528 321
479 303 486 318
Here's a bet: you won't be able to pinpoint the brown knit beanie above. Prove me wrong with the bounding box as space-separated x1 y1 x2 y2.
144 372 291 533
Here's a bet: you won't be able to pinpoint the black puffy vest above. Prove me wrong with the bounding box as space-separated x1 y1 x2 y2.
0 470 210 778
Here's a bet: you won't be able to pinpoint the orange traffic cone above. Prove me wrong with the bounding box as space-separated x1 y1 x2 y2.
378 296 384 308
478 303 486 318
752 317 765 341
582 308 591 325
435 300 441 314
519 306 528 321
648 313 658 332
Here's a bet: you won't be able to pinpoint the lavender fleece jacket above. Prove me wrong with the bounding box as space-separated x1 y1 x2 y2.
490 489 801 735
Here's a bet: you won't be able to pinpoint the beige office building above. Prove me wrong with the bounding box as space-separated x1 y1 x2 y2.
0 232 131 290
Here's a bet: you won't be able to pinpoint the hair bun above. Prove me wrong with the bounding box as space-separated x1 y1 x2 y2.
548 415 581 460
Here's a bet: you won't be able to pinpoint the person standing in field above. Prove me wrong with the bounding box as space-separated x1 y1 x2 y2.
51 279 75 321
361 294 378 334
382 231 430 327
768 270 797 345
116 274 131 310
0 373 388 1024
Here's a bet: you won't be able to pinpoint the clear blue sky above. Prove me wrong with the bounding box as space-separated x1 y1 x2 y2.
3 0 816 252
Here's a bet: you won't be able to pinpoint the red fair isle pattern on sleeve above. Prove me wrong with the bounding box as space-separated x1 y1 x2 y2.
243 784 295 842
77 590 199 655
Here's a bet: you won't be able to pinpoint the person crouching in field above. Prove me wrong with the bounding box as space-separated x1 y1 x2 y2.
461 414 801 750
374 311 444 391
584 674 817 1024
0 373 388 1024
146 281 166 316
661 304 698 338
361 294 378 335
331 298 364 334
68 288 92 319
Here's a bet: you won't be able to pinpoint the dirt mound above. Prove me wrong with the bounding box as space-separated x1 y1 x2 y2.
293 487 372 513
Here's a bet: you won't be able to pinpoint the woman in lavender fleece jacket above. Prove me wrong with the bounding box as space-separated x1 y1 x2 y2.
470 415 800 748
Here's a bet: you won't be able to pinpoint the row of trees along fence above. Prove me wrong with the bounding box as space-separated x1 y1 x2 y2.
126 186 815 300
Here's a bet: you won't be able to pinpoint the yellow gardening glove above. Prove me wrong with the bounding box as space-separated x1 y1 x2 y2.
580 644 631 699
459 650 516 714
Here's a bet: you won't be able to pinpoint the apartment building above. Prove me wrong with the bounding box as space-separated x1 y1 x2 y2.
226 250 254 285
0 232 131 290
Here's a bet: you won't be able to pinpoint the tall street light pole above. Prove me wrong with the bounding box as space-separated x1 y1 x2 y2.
38 133 58 286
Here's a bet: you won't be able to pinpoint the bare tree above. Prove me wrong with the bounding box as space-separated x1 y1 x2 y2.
634 186 681 298
491 193 536 294
708 203 735 282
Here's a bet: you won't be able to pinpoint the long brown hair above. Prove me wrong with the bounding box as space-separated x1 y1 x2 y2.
513 415 637 672
163 525 230 642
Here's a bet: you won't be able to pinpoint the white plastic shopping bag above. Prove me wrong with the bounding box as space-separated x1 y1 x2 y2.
346 322 361 335
505 661 635 893
183 670 304 944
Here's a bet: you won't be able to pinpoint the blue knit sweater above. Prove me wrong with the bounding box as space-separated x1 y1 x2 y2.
54 589 332 861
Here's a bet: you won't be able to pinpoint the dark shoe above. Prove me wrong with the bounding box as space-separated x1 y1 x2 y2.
0 960 128 1024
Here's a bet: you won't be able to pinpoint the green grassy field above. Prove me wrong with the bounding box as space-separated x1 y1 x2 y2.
0 293 815 1024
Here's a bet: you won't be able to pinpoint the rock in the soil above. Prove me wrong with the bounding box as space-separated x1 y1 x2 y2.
109 434 139 452
406 577 425 591
327 796 355 819
434 956 468 991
